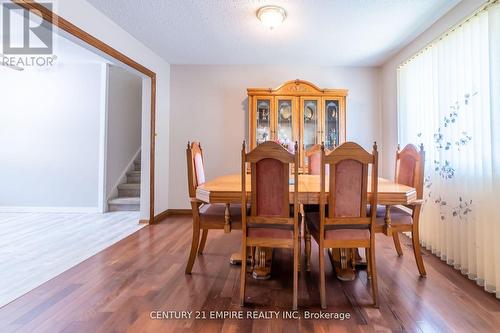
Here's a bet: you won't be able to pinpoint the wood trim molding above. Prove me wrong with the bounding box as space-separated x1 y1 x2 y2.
154 209 171 223
139 209 192 224
247 79 349 97
11 0 158 224
166 209 192 216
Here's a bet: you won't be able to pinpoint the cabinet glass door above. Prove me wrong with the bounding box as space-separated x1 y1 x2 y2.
302 98 320 164
324 99 340 150
276 98 295 151
255 99 271 146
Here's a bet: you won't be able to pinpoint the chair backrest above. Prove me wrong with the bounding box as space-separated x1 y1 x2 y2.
241 141 299 227
395 144 425 199
306 144 331 175
320 142 378 231
186 141 206 198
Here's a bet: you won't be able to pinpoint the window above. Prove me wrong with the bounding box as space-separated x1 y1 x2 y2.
398 2 500 298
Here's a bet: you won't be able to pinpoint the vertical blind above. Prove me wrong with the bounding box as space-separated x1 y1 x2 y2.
398 3 500 298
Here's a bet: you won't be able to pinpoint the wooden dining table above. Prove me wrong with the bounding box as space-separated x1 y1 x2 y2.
196 174 417 280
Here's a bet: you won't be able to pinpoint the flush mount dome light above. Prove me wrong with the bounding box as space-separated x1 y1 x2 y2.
257 5 287 29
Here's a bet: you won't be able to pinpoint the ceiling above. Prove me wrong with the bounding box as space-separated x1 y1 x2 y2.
87 0 460 66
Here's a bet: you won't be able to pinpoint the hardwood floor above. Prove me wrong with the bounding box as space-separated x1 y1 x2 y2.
0 212 144 308
1 215 499 332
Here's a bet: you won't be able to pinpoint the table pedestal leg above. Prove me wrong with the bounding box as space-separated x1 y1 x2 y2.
252 247 272 280
229 252 243 265
328 248 356 281
230 247 272 280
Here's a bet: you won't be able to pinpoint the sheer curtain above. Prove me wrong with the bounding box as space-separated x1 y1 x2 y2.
398 3 500 298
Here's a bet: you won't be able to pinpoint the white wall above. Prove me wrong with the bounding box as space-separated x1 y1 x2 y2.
380 0 486 178
0 64 104 210
52 0 171 219
105 65 142 199
169 65 381 209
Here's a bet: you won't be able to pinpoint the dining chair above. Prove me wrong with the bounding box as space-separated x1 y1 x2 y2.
375 143 426 277
303 144 331 271
305 143 331 175
305 142 379 308
185 141 242 274
306 144 323 175
240 140 300 310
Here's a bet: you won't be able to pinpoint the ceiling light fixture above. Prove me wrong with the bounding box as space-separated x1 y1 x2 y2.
257 5 287 30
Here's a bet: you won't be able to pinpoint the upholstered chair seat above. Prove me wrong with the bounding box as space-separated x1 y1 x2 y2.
247 226 293 239
198 203 243 225
247 207 300 239
305 213 370 240
374 206 413 225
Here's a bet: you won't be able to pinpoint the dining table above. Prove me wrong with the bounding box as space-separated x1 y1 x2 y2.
196 174 417 281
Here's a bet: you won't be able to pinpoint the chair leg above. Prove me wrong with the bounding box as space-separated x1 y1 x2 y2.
198 229 208 255
185 225 201 274
319 246 326 309
293 235 299 310
392 232 403 256
368 247 379 307
365 248 371 279
412 225 427 277
298 218 302 272
239 244 248 306
305 223 312 272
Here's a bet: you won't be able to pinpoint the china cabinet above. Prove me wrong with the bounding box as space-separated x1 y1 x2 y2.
247 79 347 171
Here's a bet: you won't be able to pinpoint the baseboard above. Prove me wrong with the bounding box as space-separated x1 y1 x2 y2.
139 209 192 224
155 209 191 223
0 206 101 213
166 209 192 216
154 209 171 223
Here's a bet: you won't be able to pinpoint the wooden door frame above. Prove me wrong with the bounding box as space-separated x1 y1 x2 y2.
11 0 157 223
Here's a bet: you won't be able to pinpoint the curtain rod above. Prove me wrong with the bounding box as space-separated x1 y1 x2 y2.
398 0 499 69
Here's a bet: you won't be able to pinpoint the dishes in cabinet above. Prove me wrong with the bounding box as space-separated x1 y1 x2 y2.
304 105 314 120
279 103 292 120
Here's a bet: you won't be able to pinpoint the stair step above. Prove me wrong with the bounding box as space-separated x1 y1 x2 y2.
127 170 141 183
134 161 141 171
108 197 139 212
118 183 140 190
127 173 140 184
118 183 140 197
108 197 140 205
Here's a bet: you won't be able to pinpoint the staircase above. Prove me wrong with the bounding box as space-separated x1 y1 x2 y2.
107 156 141 211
